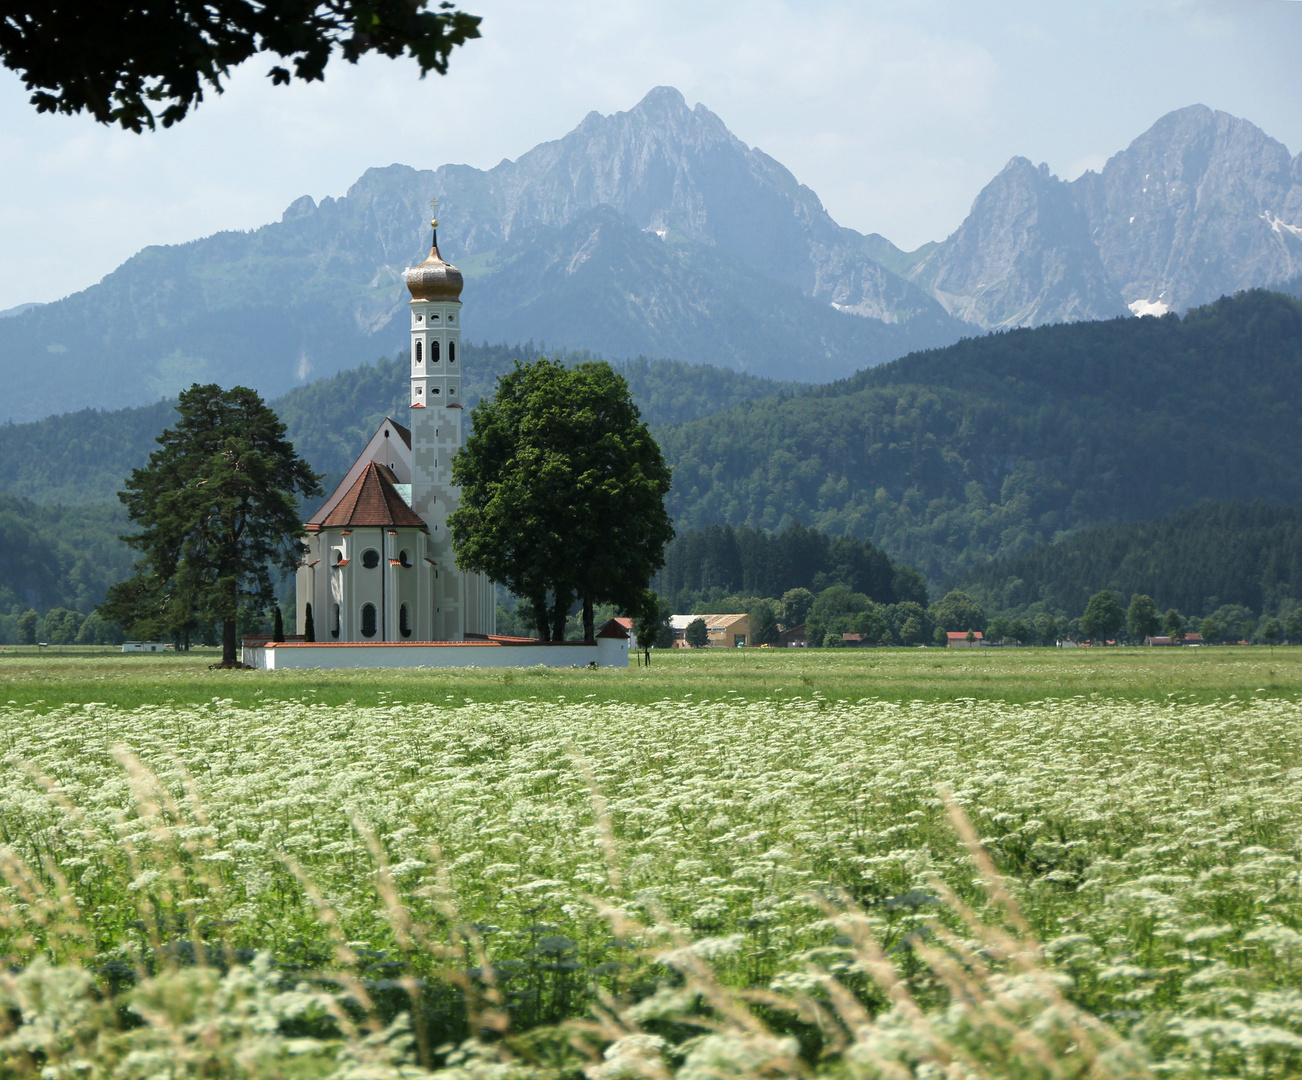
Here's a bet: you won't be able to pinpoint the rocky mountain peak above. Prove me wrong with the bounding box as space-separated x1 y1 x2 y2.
908 104 1302 327
907 156 1125 329
1075 104 1302 315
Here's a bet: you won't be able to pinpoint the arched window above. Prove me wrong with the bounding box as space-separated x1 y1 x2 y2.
361 549 380 569
331 604 341 639
415 341 422 362
431 340 440 362
333 549 345 566
361 603 377 638
400 603 412 638
449 341 456 363
398 549 412 568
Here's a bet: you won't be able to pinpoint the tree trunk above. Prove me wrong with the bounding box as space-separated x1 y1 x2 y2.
527 594 547 642
551 594 569 642
222 617 237 666
583 596 595 644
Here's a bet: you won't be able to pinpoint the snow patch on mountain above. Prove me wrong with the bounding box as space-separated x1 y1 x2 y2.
1129 298 1170 317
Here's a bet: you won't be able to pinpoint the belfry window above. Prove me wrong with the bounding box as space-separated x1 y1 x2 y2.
400 603 412 638
361 603 377 638
449 341 456 363
431 340 440 362
415 341 422 363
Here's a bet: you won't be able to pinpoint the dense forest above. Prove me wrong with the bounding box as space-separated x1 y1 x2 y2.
0 346 790 505
0 495 135 640
656 521 927 614
958 500 1302 628
660 290 1302 580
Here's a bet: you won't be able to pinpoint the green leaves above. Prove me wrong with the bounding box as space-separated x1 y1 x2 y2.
102 383 321 661
0 0 482 132
450 359 673 641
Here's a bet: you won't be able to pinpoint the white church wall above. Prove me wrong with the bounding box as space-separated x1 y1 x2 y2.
242 639 628 670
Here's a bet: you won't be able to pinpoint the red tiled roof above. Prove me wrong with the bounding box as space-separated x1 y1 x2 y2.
597 618 630 639
319 462 427 530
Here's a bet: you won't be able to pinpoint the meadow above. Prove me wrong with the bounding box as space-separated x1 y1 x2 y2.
3 647 1302 1077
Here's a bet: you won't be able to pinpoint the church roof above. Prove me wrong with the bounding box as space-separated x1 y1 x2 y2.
387 419 411 449
317 462 426 531
405 226 464 302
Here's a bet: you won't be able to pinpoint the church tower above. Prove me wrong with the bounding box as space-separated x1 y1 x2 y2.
297 210 494 643
403 209 494 639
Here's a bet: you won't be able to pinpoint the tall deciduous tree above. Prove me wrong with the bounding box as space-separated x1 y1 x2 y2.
929 590 987 634
0 1 480 131
1081 590 1125 642
450 359 674 643
1163 608 1186 642
1127 593 1161 642
100 384 321 666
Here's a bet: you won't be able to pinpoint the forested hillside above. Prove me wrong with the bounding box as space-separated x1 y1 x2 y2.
656 521 928 615
0 347 790 505
0 496 134 622
660 290 1302 580
957 500 1302 625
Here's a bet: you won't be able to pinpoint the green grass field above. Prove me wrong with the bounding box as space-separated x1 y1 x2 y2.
4 647 1302 1078
3 642 1301 711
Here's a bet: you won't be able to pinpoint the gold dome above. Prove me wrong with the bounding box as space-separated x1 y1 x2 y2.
405 224 463 302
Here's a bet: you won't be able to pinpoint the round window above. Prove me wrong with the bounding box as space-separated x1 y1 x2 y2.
361 549 380 569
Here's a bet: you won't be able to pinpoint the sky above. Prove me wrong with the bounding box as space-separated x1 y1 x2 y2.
1 0 1300 312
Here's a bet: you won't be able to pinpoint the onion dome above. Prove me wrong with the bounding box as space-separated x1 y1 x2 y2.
405 217 463 302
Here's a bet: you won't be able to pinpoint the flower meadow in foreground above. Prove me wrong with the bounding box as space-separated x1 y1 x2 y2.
3 692 1302 1076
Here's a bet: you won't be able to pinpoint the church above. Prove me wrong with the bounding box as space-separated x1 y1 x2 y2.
241 212 627 668
293 214 496 644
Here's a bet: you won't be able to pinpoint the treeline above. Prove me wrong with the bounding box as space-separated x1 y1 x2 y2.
956 499 1302 641
0 346 791 506
0 495 135 643
656 521 927 614
655 522 981 648
659 290 1302 581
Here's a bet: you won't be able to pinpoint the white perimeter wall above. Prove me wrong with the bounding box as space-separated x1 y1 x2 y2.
243 638 628 670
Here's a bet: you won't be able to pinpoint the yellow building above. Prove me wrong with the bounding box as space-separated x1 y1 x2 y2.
671 613 750 648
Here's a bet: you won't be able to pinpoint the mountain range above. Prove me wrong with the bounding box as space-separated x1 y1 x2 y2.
1 89 1301 424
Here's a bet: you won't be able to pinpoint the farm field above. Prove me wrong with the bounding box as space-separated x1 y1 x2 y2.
4 648 1302 1077
3 641 1301 710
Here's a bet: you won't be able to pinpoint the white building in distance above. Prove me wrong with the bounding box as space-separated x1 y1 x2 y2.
294 217 495 644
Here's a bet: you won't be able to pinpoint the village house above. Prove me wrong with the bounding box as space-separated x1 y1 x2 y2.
670 613 750 648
